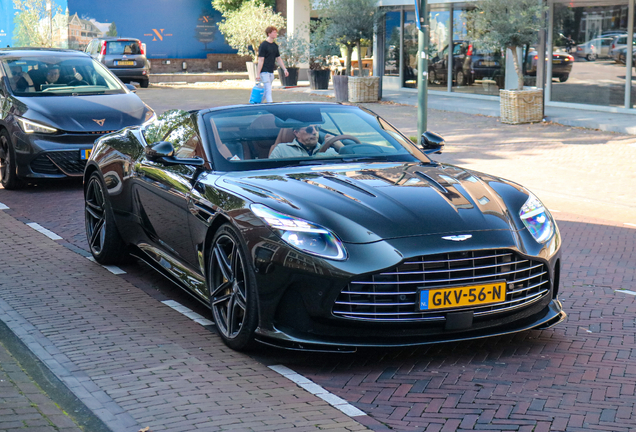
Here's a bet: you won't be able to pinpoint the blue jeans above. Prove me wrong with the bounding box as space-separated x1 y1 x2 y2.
259 72 274 103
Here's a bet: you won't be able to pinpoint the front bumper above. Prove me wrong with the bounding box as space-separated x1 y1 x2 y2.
12 128 104 179
246 228 564 351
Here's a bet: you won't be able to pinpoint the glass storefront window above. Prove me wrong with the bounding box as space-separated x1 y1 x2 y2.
403 11 418 88
385 11 401 76
427 8 451 90
551 1 629 107
452 6 505 96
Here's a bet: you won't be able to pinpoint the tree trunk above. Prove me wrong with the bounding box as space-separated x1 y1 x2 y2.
509 45 524 90
356 40 363 77
345 44 353 77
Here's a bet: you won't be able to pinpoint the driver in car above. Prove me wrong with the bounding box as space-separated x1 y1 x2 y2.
269 125 345 158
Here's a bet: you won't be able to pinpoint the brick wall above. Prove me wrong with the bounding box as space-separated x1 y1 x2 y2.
148 54 252 73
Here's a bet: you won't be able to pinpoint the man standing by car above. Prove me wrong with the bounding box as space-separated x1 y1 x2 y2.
255 26 288 103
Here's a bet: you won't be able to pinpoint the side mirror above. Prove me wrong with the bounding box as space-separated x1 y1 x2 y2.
420 131 445 154
125 83 137 93
145 141 205 167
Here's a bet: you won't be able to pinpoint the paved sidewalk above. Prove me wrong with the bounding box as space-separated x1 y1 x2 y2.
0 210 369 432
0 340 82 432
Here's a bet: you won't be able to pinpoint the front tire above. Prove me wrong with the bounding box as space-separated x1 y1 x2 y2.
586 53 597 61
0 129 25 190
558 74 569 83
209 223 258 351
456 70 466 86
84 172 128 264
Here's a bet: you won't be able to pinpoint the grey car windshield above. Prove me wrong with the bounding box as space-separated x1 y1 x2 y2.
1 55 125 96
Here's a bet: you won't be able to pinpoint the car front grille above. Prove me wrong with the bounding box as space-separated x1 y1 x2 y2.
333 249 550 322
31 152 86 176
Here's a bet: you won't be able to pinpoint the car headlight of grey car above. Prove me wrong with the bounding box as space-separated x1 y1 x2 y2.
251 204 347 260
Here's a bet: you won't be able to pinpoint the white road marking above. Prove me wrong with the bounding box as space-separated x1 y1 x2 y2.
616 289 636 296
0 202 8 210
86 256 127 275
625 223 636 228
549 209 561 213
26 222 62 240
161 300 214 326
269 364 367 417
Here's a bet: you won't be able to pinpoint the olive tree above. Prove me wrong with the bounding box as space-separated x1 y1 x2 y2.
467 0 547 90
217 2 285 62
314 0 384 77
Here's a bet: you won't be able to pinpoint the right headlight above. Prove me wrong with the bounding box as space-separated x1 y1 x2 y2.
519 193 554 243
251 204 347 260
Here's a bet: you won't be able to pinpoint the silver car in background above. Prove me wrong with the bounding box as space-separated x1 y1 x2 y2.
85 37 150 88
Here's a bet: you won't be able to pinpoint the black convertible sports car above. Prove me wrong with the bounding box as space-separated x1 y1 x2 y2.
0 48 155 189
84 103 565 351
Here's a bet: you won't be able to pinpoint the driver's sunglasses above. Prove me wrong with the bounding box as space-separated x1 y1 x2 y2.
299 125 318 134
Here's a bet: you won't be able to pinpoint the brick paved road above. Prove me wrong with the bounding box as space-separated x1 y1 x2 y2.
1 86 635 431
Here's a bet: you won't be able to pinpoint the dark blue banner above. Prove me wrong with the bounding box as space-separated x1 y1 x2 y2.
68 0 234 58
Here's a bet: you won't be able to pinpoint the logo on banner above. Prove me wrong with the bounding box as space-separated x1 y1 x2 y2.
144 28 173 42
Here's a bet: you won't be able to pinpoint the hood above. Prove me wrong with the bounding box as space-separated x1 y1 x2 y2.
218 162 525 244
17 93 148 132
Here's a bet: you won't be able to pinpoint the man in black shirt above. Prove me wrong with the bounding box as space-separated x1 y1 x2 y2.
256 26 288 103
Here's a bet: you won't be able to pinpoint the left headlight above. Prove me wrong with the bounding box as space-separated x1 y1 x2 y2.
251 204 347 260
519 193 554 243
17 117 57 134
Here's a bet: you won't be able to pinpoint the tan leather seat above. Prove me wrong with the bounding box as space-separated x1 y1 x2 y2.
269 128 296 157
248 114 278 159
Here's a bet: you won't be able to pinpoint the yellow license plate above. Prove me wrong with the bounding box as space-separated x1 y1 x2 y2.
552 60 562 64
116 61 134 66
419 281 506 310
80 149 92 160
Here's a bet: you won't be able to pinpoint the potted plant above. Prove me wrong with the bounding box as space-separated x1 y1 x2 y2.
467 0 548 123
315 0 384 102
217 2 286 82
308 20 339 90
277 31 308 87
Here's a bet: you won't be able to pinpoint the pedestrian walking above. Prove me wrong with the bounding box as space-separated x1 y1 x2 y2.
256 26 288 103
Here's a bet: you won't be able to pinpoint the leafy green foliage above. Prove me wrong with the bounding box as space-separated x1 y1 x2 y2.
217 2 285 62
277 31 309 68
106 22 117 37
308 19 339 70
314 0 384 76
212 0 275 16
467 0 547 89
13 0 63 47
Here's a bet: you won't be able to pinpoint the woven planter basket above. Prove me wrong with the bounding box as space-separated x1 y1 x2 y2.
499 88 544 124
348 76 380 103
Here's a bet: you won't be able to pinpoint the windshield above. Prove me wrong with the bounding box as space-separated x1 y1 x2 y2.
202 104 429 171
1 55 126 96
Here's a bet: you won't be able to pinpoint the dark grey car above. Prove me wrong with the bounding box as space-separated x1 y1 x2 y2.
85 37 150 88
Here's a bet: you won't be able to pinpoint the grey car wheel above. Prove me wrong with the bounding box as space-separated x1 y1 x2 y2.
456 70 466 86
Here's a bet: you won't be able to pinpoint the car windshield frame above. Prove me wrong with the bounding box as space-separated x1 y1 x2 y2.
1 54 127 97
198 104 431 172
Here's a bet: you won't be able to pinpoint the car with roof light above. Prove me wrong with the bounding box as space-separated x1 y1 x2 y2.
84 102 565 352
0 48 155 189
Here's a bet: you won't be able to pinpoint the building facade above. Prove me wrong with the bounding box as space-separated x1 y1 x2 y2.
378 0 636 113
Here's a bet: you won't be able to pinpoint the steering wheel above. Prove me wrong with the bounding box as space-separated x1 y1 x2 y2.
319 134 361 153
68 79 89 86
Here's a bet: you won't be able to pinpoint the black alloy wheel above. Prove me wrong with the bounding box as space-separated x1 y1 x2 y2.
84 172 127 264
0 130 25 190
209 224 258 350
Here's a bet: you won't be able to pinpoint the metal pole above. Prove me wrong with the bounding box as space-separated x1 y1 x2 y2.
545 0 554 103
447 5 453 93
625 0 634 108
417 0 428 138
